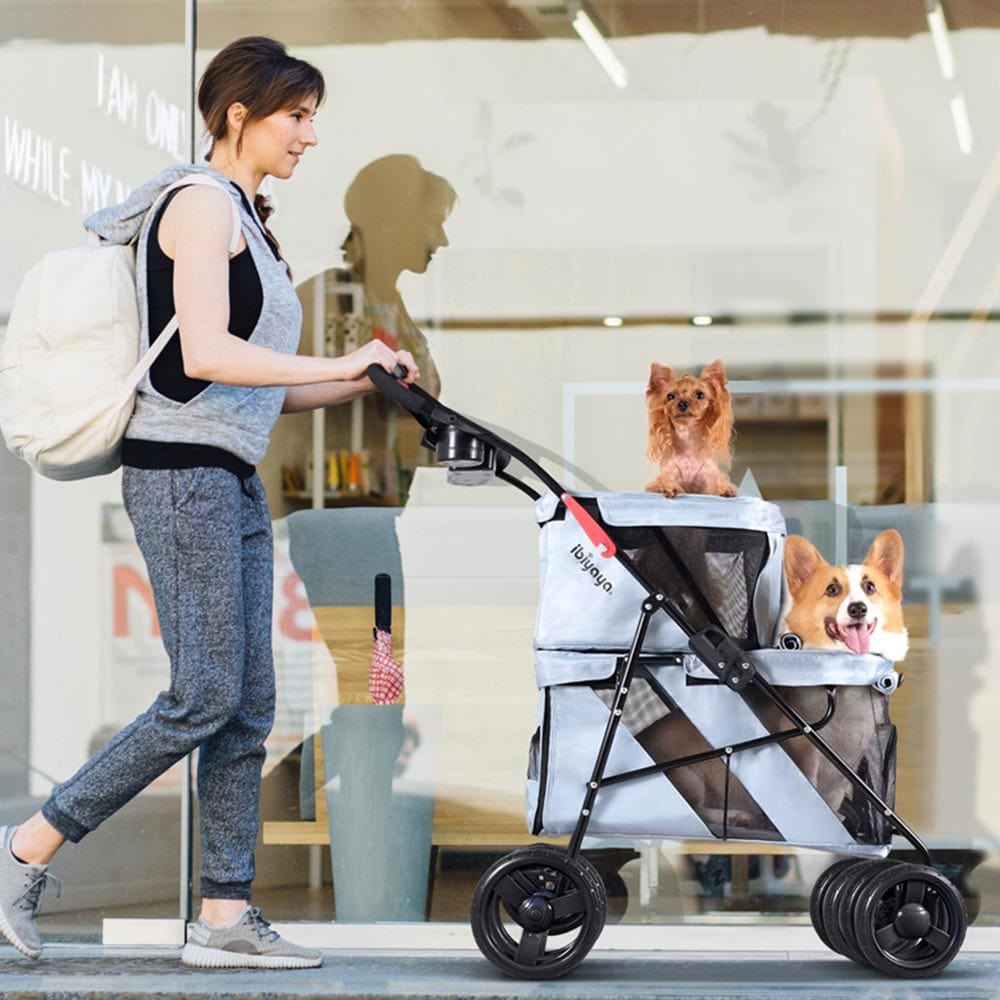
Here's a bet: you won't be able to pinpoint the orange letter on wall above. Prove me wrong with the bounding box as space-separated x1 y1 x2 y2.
113 565 161 638
279 572 314 641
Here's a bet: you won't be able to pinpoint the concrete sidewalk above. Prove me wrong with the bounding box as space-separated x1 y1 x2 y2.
1 946 1000 1000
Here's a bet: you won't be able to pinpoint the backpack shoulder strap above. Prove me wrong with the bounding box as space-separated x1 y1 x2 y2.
120 175 244 397
151 173 243 254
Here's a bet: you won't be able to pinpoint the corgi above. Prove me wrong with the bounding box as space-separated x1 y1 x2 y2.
780 530 909 662
645 359 737 498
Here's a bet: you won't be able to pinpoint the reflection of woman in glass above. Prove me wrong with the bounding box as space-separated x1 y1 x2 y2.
332 155 456 501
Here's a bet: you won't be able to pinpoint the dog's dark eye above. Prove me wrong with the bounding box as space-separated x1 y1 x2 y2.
696 391 705 399
863 580 876 595
666 393 675 401
825 582 841 597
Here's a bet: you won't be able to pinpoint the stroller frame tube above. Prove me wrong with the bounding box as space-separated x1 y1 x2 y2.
366 366 934 867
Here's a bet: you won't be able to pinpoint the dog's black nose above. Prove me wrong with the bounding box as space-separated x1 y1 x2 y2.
847 601 867 620
677 400 688 411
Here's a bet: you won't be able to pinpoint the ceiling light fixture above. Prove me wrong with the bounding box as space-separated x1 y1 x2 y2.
691 315 713 327
570 4 629 90
950 93 973 155
602 316 624 327
925 1 955 81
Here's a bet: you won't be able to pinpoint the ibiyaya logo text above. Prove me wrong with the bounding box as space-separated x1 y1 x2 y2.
569 543 614 593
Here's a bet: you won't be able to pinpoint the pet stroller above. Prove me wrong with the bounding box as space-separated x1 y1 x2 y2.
368 365 967 980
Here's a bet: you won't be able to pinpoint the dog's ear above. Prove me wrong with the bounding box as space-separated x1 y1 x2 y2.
701 358 727 384
784 535 826 595
648 362 676 390
864 530 905 589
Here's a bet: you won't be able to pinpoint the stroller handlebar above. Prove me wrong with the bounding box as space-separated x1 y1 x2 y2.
365 362 569 499
365 363 438 426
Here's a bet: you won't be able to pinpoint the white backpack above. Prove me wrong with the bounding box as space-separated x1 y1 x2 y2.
0 174 242 481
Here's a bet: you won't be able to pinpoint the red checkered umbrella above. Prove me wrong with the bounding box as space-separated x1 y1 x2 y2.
369 573 404 705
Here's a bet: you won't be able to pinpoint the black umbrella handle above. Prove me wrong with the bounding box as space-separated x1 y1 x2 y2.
374 573 392 634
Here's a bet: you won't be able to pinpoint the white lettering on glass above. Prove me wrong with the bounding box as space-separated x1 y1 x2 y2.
101 60 139 128
80 162 131 213
80 160 113 213
145 91 185 161
3 117 73 205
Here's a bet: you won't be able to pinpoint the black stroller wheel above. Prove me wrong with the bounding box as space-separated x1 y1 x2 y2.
809 859 859 952
834 859 908 966
826 859 886 964
853 864 967 978
819 858 872 956
600 870 629 924
471 844 607 979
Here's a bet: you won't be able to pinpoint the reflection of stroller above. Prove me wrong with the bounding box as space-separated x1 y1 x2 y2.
369 366 967 980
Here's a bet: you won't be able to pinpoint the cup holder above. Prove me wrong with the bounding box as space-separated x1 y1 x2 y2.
434 426 509 485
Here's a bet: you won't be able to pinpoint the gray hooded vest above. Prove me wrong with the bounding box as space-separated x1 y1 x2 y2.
84 163 301 466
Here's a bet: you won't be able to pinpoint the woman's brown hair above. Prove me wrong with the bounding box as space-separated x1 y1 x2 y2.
198 36 325 257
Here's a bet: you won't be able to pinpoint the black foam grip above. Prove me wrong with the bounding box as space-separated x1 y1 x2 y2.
366 364 424 416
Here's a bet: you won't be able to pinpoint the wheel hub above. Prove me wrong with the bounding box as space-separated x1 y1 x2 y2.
517 893 555 932
894 901 932 939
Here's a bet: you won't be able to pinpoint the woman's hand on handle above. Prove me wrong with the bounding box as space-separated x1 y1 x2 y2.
342 339 419 384
281 343 419 414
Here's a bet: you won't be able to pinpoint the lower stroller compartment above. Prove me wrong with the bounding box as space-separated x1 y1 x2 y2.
528 649 898 855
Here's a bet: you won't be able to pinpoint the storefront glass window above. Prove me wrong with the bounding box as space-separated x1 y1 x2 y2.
4 0 1000 941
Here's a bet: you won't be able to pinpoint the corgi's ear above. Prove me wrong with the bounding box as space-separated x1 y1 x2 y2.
784 535 826 595
701 358 727 384
865 530 905 588
648 362 676 389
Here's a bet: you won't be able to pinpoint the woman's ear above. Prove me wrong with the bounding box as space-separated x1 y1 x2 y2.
226 102 248 134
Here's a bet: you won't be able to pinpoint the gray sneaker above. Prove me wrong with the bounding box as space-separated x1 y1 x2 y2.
0 826 60 960
181 906 323 969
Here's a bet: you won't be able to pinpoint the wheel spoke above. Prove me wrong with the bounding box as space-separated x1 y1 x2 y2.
550 889 585 921
495 872 535 911
904 879 926 905
924 925 953 953
875 922 905 951
515 929 549 965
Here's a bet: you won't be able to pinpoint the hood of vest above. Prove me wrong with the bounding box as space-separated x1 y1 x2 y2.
83 164 242 246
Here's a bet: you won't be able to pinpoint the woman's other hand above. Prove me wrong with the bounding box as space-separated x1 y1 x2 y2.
344 339 420 384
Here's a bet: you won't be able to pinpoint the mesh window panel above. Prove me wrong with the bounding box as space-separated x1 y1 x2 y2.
615 526 770 644
742 685 897 846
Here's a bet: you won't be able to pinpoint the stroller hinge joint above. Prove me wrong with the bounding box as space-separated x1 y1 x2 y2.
689 625 756 692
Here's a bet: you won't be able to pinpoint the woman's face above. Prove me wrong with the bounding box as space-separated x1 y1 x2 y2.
240 98 319 179
405 205 450 275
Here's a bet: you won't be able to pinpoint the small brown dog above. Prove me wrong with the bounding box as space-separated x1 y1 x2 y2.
645 359 736 498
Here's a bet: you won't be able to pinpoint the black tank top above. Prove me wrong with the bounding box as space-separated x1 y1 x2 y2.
123 187 271 478
145 187 264 403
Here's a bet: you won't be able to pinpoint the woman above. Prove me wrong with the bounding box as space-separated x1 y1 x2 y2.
0 36 415 969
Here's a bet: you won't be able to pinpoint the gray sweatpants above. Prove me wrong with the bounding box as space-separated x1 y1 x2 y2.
42 466 275 900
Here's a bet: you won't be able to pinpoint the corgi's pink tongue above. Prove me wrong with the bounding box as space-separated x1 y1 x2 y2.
843 623 870 654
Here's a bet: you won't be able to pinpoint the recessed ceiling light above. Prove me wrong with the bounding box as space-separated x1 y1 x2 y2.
603 316 624 327
691 315 713 326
